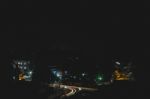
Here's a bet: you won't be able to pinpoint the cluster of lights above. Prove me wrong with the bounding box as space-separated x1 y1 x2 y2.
18 70 33 81
95 73 104 85
51 69 63 81
97 76 102 80
19 73 25 80
82 73 86 77
12 60 33 81
114 70 129 80
113 61 134 81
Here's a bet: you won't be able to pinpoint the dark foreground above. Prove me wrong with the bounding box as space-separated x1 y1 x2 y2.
8 81 138 99
66 81 137 99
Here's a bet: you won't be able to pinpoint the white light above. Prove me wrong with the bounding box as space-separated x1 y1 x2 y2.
116 61 120 65
79 87 82 90
24 75 30 78
64 86 67 88
13 76 15 80
82 73 86 76
24 67 27 69
29 71 32 75
56 73 61 77
98 77 102 80
73 76 76 79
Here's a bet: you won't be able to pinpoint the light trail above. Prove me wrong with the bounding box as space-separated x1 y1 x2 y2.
49 83 98 98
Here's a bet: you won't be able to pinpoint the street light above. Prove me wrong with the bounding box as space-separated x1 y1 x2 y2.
116 61 120 65
82 73 86 76
95 73 104 85
97 76 102 80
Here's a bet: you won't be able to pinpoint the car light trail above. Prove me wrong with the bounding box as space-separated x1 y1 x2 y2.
49 83 98 98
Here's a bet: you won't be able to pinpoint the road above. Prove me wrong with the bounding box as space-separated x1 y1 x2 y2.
48 83 98 98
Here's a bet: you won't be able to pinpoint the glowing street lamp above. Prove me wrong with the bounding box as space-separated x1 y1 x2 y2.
97 76 102 80
116 61 120 65
82 73 86 76
95 73 104 85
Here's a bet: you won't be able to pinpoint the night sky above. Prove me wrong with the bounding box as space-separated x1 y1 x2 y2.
1 0 149 83
5 27 144 77
5 22 148 65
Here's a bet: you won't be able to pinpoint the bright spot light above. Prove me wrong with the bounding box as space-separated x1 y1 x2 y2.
64 86 67 88
79 87 82 90
29 71 32 75
56 74 60 77
13 76 15 80
98 77 102 80
24 75 30 79
82 73 86 76
116 61 120 65
56 72 62 80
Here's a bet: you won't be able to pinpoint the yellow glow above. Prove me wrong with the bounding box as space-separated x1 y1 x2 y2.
19 73 25 80
114 70 129 80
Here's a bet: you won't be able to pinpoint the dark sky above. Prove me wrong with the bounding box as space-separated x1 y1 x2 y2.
5 23 146 59
1 1 149 68
0 0 88 8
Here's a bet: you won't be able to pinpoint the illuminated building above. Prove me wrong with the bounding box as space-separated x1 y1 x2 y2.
11 60 33 81
19 73 25 80
113 70 129 80
48 65 63 83
94 73 104 85
112 60 135 81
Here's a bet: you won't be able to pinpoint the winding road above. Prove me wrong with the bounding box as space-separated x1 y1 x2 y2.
48 83 98 98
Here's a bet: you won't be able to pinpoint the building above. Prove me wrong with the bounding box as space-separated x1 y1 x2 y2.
11 60 33 81
111 60 135 81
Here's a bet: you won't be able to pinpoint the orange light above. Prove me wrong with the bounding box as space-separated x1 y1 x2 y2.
19 73 25 80
114 70 129 80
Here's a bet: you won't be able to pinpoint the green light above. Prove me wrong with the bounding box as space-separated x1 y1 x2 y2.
95 73 104 85
95 73 104 82
98 77 102 80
